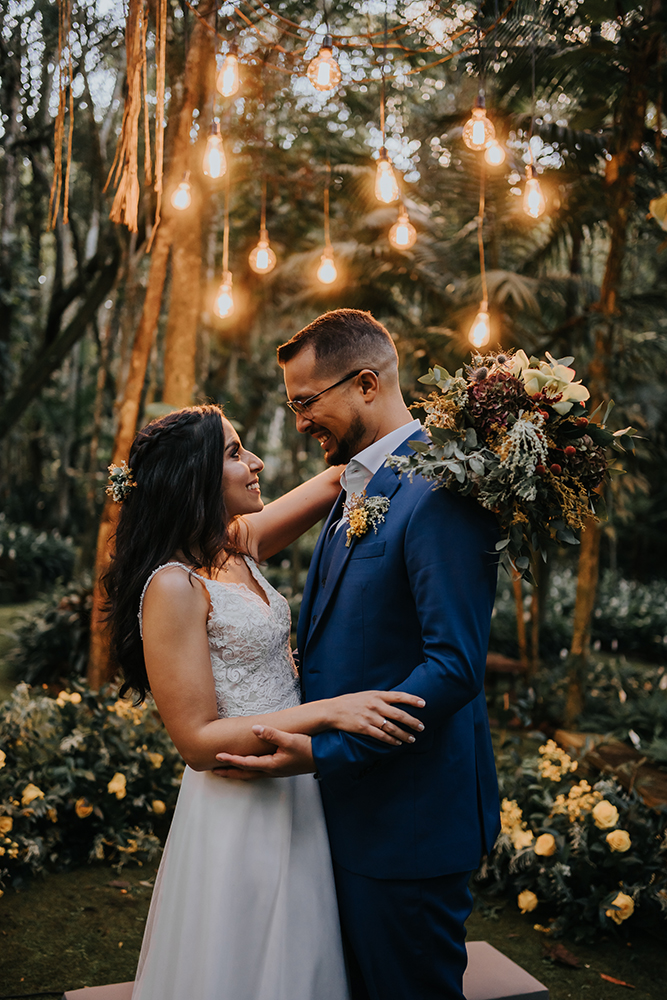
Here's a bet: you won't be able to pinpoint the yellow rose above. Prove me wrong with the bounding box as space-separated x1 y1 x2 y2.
518 890 538 914
146 752 163 770
0 888 3 898
592 800 619 830
21 783 45 807
606 892 634 925
0 749 6 770
0 817 13 835
511 828 534 850
69 692 82 704
606 829 631 853
152 799 166 815
534 833 557 857
47 808 58 823
75 798 93 819
107 772 127 800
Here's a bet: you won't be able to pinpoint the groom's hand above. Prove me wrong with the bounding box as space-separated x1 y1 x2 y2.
212 727 315 780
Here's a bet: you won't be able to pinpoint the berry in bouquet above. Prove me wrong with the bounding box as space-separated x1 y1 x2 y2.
388 350 636 577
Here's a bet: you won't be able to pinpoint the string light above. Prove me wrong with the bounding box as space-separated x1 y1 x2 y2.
462 94 495 150
202 122 226 179
170 172 192 211
317 247 337 284
306 34 342 91
388 206 416 249
214 159 234 318
216 41 240 98
249 228 276 274
375 147 400 203
484 138 505 165
468 156 492 349
318 162 337 284
469 300 491 347
214 270 234 318
523 164 546 219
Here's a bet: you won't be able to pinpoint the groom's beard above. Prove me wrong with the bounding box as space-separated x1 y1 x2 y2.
324 414 366 466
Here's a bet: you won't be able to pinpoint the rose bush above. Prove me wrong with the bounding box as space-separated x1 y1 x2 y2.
475 739 667 942
0 682 183 894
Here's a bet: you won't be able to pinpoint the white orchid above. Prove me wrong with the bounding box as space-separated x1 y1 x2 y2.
519 351 590 415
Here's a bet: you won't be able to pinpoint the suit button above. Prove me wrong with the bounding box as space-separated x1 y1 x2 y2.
321 577 327 587
312 614 318 624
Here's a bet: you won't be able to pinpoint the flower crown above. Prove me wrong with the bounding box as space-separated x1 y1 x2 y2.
106 461 137 503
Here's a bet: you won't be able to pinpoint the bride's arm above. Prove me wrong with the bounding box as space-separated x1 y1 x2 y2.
142 569 424 772
238 465 344 563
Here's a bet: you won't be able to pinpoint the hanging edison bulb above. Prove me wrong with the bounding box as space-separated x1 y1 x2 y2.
462 94 495 151
375 148 400 204
523 165 546 219
214 271 235 318
216 42 240 98
484 139 506 166
317 248 337 284
249 229 277 274
203 122 226 179
388 208 417 250
170 172 192 211
306 34 342 92
468 300 491 348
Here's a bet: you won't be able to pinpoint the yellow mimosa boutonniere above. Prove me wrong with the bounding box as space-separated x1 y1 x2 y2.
343 491 391 547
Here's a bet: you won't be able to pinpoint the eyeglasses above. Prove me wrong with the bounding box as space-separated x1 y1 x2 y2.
285 369 379 416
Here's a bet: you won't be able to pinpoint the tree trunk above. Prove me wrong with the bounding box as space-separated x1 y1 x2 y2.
87 220 173 689
565 17 659 725
161 15 215 407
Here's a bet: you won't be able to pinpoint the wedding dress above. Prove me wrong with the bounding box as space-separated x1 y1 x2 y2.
131 558 350 1000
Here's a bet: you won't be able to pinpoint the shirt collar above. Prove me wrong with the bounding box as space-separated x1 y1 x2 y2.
340 418 422 492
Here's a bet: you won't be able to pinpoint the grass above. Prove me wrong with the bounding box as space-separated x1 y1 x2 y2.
0 862 663 998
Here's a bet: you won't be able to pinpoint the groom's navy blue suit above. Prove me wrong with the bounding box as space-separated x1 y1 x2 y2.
297 431 500 1000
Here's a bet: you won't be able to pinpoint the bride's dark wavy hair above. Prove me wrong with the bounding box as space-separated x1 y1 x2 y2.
104 404 233 702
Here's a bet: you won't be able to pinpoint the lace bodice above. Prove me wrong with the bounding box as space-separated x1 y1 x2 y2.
138 558 301 719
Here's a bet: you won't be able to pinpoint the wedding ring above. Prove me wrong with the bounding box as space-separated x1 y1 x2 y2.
380 719 390 731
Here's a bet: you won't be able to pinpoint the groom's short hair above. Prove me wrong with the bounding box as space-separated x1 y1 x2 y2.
277 309 398 377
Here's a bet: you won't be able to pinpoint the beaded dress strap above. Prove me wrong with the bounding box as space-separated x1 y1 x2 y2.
138 562 207 639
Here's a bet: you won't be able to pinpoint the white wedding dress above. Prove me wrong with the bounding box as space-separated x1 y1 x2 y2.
132 559 350 1000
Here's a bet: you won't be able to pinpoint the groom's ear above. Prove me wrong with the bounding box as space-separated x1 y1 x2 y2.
358 370 380 399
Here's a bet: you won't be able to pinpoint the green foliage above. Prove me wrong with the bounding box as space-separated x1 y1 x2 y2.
0 681 182 892
0 515 75 603
475 739 667 943
9 581 92 686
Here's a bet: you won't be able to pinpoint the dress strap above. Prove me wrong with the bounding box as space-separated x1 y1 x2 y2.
138 562 207 639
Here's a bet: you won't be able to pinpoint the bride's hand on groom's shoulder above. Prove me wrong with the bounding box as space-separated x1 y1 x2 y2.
329 690 426 747
212 728 314 779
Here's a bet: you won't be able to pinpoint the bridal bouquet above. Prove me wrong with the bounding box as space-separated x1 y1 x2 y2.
389 350 635 576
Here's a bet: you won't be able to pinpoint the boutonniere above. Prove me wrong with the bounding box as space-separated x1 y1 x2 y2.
343 491 391 547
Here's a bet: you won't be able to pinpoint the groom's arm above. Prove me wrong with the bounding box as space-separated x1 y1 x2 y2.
311 485 498 787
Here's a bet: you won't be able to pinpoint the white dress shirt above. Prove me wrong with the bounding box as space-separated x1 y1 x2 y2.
340 418 422 498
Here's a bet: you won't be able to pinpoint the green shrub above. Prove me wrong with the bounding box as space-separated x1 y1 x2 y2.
475 739 667 942
490 567 667 664
9 582 92 686
0 515 75 603
0 682 182 892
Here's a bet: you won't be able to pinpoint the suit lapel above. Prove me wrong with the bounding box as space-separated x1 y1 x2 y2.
297 490 344 656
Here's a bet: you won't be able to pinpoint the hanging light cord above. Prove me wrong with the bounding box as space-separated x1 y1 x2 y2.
223 165 231 273
477 163 488 304
324 161 331 247
380 0 388 145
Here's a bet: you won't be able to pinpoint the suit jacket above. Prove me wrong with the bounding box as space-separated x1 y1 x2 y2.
298 431 501 880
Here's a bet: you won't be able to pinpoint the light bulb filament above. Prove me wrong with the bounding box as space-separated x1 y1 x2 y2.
306 36 342 92
375 150 400 204
469 301 491 348
317 249 337 284
217 50 240 98
214 271 235 318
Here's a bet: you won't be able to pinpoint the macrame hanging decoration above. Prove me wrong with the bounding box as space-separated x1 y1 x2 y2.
104 0 149 233
48 0 74 229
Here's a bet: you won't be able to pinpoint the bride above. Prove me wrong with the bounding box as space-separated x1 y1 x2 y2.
103 404 424 1000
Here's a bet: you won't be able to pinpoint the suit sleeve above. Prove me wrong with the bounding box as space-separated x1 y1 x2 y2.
311 483 499 789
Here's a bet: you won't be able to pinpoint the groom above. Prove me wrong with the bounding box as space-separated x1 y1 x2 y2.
215 309 500 1000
